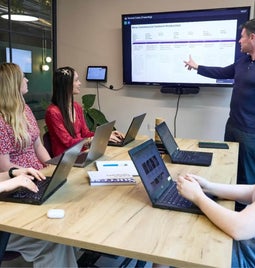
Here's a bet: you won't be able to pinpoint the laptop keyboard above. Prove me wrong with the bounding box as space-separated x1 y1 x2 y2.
75 152 88 164
10 176 51 201
160 182 193 208
175 150 199 161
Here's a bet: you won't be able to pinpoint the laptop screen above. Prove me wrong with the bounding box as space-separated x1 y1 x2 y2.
155 121 179 155
129 139 173 201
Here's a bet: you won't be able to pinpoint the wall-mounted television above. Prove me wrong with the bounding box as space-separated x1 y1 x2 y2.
6 47 32 73
122 6 251 93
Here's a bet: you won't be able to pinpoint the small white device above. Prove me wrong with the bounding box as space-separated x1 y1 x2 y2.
47 209 65 219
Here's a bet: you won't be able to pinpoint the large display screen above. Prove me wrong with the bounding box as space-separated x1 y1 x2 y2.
122 6 251 89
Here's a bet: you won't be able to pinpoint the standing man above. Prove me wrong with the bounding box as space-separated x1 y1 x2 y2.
184 19 255 188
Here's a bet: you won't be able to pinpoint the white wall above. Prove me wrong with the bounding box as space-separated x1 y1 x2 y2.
57 0 254 141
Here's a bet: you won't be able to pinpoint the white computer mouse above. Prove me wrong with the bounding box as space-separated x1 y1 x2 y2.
47 209 65 219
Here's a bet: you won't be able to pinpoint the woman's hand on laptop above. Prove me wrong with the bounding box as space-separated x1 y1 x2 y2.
109 130 124 143
13 167 46 181
176 174 205 203
2 175 39 193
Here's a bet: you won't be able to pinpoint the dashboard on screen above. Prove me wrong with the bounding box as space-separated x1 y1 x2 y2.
122 6 251 90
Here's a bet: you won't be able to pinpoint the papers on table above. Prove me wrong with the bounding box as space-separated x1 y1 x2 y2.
87 160 138 186
88 171 136 186
95 160 138 176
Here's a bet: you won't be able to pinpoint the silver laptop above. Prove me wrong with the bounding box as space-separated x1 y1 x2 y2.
0 138 85 205
108 113 146 147
46 121 115 167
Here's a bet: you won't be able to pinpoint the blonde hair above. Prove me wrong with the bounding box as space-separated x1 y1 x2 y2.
0 63 31 148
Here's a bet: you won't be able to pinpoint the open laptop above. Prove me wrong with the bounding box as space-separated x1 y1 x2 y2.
46 121 115 167
0 138 85 205
128 139 213 214
155 121 213 166
108 113 146 147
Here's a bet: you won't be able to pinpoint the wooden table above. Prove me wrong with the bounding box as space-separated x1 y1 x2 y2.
0 137 238 268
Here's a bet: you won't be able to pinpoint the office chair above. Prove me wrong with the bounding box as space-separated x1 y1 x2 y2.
43 131 53 158
0 231 21 265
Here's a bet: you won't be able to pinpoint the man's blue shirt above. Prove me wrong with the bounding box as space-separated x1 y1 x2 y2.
198 54 255 133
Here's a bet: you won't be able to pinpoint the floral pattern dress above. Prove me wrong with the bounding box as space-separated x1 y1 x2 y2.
0 104 44 170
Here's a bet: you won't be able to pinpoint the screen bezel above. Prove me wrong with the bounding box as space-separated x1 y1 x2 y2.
121 6 251 88
86 66 108 82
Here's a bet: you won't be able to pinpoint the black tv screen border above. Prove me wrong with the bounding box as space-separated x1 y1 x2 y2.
121 6 251 88
86 66 108 82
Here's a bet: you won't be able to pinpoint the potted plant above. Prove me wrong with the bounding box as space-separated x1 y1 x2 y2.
82 94 110 131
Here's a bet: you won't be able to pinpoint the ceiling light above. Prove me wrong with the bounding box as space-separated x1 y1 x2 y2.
1 14 39 22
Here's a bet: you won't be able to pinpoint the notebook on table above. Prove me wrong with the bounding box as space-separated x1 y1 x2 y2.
128 139 213 215
46 121 115 168
0 138 85 205
108 113 146 147
155 121 213 166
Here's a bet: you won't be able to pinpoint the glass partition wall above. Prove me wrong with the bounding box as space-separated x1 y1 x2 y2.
0 0 56 119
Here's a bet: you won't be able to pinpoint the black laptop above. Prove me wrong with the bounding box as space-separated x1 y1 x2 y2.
108 113 146 147
129 139 212 215
0 138 85 205
155 121 213 166
47 121 115 167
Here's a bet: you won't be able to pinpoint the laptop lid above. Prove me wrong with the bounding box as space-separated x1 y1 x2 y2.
128 139 208 214
108 113 146 146
155 121 179 156
46 121 115 167
128 139 173 204
41 138 85 200
155 121 213 166
0 138 85 205
75 120 115 167
123 113 146 144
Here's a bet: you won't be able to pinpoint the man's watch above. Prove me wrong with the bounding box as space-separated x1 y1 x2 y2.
8 167 18 178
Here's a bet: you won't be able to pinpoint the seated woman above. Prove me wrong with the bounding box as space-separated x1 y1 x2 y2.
0 62 79 267
45 66 123 157
176 173 255 267
0 63 50 171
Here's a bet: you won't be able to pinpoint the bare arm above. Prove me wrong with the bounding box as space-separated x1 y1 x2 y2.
177 174 255 240
187 174 254 204
0 167 46 182
33 137 51 163
0 154 20 171
0 137 50 172
0 175 39 193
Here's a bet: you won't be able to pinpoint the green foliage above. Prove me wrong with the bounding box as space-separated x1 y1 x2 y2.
82 94 109 131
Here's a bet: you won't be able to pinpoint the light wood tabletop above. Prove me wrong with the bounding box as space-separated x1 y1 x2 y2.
0 137 238 268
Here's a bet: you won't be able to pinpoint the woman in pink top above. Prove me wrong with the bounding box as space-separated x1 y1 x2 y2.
0 62 79 267
45 66 123 156
0 63 50 171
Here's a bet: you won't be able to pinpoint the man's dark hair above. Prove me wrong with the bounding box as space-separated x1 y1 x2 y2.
242 18 255 35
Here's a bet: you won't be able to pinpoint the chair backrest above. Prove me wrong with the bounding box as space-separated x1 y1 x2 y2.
43 131 54 158
0 231 10 264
